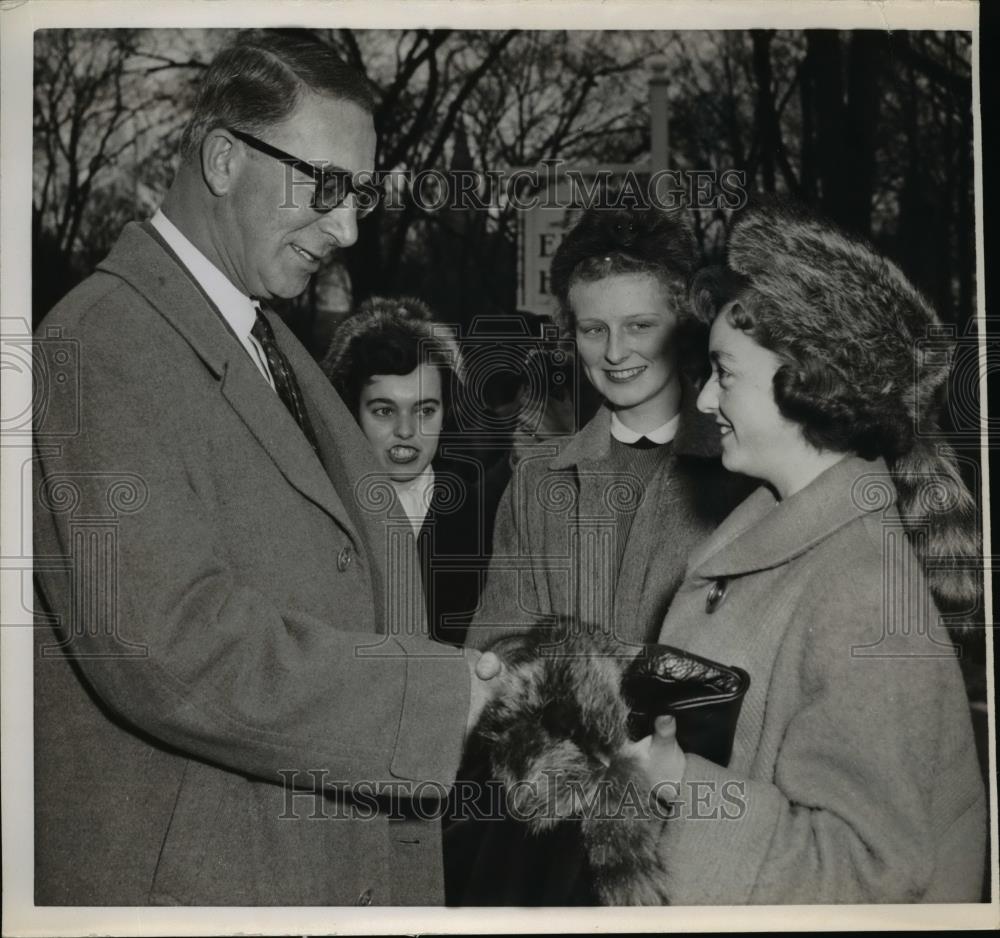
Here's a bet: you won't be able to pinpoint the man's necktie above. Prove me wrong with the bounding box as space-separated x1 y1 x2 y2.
251 309 320 455
627 436 659 450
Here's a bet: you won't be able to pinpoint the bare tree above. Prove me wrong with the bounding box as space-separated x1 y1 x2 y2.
33 27 975 334
33 28 212 319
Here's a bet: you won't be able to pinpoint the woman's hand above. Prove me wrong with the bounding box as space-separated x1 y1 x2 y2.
620 715 687 804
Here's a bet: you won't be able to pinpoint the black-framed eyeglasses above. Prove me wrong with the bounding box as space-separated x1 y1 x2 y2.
227 127 378 218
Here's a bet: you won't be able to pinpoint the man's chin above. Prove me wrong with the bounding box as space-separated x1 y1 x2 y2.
264 271 312 301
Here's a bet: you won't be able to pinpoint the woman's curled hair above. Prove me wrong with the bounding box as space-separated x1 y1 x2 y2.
322 296 463 419
549 205 698 334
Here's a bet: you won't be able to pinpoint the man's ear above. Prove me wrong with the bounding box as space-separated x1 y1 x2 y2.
201 129 241 197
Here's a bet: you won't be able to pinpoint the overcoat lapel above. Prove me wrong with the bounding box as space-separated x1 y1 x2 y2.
96 222 358 540
280 319 392 552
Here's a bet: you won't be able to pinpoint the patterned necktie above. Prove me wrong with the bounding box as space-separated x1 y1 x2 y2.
251 308 320 455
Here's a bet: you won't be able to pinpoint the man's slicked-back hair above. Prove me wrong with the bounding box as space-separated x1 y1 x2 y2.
179 30 376 163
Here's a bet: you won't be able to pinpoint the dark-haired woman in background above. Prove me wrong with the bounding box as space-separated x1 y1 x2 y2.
624 201 985 904
468 206 748 652
324 297 495 647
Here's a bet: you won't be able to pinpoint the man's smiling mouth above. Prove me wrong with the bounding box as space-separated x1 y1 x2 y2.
291 244 320 263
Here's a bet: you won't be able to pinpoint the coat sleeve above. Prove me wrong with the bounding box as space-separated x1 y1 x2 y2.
33 301 471 798
655 572 986 904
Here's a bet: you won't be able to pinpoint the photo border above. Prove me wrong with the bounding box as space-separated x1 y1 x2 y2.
2 1 994 934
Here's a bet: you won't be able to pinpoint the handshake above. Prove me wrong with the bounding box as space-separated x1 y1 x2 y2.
458 627 750 905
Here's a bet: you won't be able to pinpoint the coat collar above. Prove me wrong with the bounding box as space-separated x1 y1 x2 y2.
100 221 234 377
691 454 894 579
549 378 721 470
96 222 362 541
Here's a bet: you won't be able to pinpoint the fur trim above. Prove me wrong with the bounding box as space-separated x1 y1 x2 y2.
723 200 981 618
474 630 672 905
322 295 464 386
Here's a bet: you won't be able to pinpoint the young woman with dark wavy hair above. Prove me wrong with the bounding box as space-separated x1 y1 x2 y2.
324 296 494 647
624 200 985 904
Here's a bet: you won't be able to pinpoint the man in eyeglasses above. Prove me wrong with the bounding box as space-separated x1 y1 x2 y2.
33 31 501 907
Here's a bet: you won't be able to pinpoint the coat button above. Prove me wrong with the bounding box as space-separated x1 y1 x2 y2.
356 888 373 905
705 578 728 614
337 547 353 572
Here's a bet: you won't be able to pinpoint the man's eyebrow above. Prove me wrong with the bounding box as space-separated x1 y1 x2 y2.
709 349 735 363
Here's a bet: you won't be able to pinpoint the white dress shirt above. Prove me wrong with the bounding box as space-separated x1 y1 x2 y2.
610 410 680 444
393 467 435 534
150 209 275 388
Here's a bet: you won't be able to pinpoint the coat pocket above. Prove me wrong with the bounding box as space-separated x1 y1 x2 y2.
147 758 228 905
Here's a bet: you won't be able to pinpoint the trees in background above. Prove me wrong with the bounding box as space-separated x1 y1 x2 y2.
32 27 976 345
32 28 212 316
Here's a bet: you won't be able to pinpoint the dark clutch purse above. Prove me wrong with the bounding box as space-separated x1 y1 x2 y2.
622 643 751 767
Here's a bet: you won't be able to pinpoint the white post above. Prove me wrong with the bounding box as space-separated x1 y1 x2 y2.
649 55 670 173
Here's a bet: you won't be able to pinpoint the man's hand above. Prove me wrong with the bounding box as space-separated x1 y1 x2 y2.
465 649 504 737
620 714 687 804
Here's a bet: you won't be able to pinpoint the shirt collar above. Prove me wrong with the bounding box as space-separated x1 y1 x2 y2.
393 467 436 532
550 378 721 470
150 209 258 337
610 410 680 445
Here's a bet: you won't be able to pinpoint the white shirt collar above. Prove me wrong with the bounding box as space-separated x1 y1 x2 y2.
150 209 258 339
393 467 435 533
610 410 680 445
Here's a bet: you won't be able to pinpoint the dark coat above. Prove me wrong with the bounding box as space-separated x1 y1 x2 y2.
416 465 502 648
32 222 470 906
374 464 500 649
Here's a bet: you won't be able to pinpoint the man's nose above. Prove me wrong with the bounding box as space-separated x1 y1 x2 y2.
696 373 720 414
314 200 359 248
